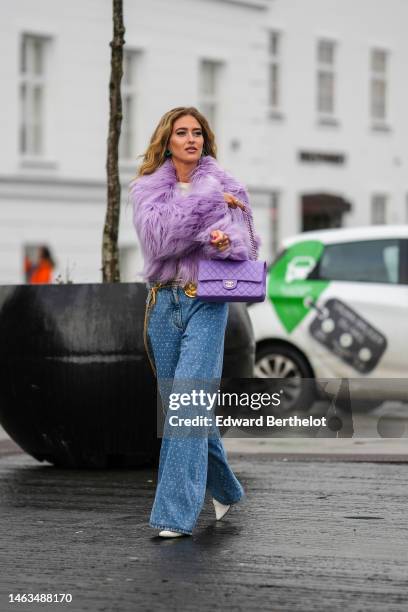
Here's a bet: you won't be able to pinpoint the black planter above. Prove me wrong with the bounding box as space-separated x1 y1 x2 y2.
0 283 254 468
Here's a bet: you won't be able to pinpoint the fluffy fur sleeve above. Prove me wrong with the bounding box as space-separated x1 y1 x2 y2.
130 173 230 261
193 170 262 261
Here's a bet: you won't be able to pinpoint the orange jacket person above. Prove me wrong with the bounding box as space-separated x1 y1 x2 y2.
29 246 55 284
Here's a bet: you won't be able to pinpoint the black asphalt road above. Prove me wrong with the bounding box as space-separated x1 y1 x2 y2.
0 450 407 612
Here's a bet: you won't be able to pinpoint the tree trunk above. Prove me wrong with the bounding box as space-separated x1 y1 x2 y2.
102 0 125 282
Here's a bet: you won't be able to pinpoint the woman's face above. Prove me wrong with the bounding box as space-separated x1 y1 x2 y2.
168 115 204 164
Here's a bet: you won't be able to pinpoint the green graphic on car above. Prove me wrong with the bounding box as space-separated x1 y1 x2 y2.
268 240 330 333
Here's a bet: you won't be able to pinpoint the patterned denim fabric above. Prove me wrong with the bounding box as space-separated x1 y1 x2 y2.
146 284 245 535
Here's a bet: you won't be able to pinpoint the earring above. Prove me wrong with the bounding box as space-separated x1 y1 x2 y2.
201 149 207 157
165 149 172 157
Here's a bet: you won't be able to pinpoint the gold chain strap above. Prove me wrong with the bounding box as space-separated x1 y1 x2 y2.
241 206 258 261
142 281 198 377
143 286 159 377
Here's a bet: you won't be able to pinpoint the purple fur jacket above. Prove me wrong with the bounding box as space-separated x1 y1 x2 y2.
129 155 262 284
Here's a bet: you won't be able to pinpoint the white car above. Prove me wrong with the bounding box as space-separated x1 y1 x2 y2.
248 225 408 411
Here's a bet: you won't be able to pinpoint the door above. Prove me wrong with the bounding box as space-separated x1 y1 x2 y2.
310 238 408 377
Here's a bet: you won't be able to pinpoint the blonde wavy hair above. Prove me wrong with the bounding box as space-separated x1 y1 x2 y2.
136 106 217 177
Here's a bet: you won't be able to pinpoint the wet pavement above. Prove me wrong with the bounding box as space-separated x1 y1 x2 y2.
0 447 407 612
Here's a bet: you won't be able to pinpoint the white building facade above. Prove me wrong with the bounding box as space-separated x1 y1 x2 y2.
0 0 407 284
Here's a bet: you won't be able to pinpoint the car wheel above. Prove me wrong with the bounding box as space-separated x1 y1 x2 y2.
254 343 315 415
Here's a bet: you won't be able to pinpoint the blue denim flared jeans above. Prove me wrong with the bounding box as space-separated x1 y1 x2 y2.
145 283 245 535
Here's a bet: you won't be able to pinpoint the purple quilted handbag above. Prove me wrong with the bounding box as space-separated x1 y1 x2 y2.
196 206 267 303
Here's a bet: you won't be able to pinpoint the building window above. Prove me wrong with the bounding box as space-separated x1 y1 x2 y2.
199 60 222 131
19 34 49 156
267 31 282 113
370 48 388 125
120 50 141 161
371 194 387 225
317 39 336 120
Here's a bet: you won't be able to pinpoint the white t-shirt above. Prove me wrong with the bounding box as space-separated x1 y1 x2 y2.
175 182 192 281
177 181 191 195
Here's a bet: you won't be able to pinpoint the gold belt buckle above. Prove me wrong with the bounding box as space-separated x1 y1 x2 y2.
184 282 197 298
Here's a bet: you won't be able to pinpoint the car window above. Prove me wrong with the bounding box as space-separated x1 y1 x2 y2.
316 239 400 284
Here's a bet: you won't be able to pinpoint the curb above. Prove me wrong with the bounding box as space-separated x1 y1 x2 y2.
1 444 407 463
229 451 408 463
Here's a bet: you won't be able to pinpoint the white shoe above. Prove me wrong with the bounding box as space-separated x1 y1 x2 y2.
158 530 185 538
212 498 231 521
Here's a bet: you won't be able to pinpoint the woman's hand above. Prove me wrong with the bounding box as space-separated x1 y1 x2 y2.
223 192 246 211
210 230 230 252
209 194 245 252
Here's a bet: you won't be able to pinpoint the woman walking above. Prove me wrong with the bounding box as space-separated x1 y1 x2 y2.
130 106 261 538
